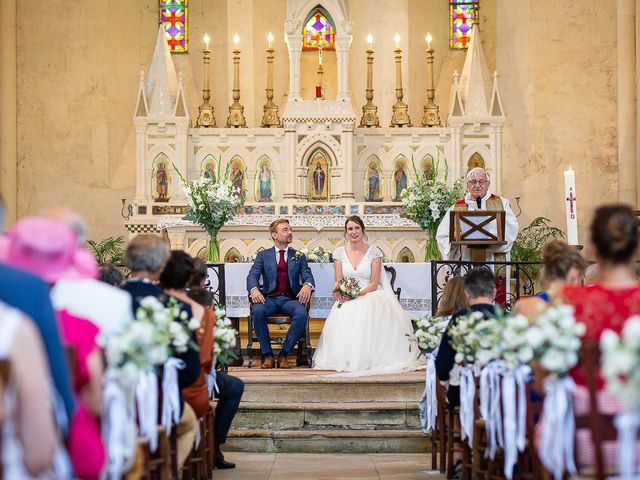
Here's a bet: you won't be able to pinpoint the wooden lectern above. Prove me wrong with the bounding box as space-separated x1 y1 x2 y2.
449 210 507 262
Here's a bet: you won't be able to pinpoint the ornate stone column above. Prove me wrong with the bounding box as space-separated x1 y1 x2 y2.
342 121 355 199
335 35 352 102
0 0 17 225
283 122 297 199
618 0 637 204
285 24 303 102
133 120 147 201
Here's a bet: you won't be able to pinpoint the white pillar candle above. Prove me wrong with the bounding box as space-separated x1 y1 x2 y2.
564 167 579 245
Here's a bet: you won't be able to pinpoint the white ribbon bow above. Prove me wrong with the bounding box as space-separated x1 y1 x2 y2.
102 373 138 480
501 364 532 480
613 409 640 479
480 360 507 460
459 365 477 446
136 369 159 452
161 357 186 436
419 353 438 433
539 375 577 480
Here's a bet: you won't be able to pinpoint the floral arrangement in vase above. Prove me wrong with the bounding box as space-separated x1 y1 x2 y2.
175 159 245 262
401 154 465 261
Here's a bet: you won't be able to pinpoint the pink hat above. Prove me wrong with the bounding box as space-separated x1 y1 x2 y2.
0 217 98 283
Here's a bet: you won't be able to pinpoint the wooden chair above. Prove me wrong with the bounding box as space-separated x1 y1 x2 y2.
574 339 619 480
138 426 172 480
383 265 402 300
439 382 467 479
435 379 448 473
204 408 216 477
184 418 207 480
247 295 312 367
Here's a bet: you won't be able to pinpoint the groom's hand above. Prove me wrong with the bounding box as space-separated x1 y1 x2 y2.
297 284 312 305
250 288 265 304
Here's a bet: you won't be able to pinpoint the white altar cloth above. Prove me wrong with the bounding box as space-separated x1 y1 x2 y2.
216 263 432 319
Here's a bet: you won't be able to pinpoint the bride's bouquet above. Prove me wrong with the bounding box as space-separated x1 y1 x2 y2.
333 277 361 308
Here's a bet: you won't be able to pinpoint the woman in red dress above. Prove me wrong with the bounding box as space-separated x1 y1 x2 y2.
562 204 640 470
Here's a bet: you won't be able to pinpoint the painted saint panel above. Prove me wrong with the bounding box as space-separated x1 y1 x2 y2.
392 157 409 202
364 156 383 202
421 155 434 181
152 154 170 202
308 152 330 202
229 157 246 198
255 157 274 202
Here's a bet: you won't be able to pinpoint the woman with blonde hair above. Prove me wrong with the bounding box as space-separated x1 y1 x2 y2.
435 276 468 318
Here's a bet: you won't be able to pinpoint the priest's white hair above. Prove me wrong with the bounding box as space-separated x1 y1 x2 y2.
466 167 491 183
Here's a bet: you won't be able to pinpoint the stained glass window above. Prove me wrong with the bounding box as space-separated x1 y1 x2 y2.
160 0 188 53
302 9 335 50
449 0 478 49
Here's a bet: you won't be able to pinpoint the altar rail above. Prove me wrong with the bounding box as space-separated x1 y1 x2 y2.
430 260 544 315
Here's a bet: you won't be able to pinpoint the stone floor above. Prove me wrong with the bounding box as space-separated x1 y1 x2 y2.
214 452 446 480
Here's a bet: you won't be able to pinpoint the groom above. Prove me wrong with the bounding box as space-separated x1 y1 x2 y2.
247 219 315 369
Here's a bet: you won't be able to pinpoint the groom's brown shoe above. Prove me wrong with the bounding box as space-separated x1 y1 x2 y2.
277 355 292 369
261 356 275 369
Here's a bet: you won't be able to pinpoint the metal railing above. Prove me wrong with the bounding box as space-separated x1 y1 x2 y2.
430 260 544 315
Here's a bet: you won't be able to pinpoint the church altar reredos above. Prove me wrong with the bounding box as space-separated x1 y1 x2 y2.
125 0 505 262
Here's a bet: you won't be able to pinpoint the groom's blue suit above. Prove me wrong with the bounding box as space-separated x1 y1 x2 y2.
247 246 315 357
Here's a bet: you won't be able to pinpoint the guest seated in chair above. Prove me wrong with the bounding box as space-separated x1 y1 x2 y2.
246 219 315 369
435 267 497 407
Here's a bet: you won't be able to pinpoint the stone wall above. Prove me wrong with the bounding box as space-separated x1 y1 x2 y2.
6 0 623 247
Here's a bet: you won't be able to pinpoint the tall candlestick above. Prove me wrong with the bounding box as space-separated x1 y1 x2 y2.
226 38 246 127
261 34 280 127
195 33 215 127
360 35 379 127
422 34 441 127
390 36 411 127
564 167 579 245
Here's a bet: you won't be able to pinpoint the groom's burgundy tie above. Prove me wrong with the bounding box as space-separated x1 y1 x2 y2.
268 249 295 298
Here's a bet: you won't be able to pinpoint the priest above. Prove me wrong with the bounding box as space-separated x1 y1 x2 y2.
436 167 519 262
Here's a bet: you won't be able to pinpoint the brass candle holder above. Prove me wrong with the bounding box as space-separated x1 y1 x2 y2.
261 40 281 127
226 35 246 128
360 43 379 128
422 38 441 127
390 38 411 127
196 37 216 128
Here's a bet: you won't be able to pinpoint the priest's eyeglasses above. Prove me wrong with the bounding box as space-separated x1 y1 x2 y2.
467 180 489 186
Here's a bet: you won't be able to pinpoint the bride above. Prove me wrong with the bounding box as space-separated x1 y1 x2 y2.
313 215 423 373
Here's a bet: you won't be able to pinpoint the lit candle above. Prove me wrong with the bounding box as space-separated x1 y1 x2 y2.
267 32 273 49
394 33 400 49
233 33 239 49
204 33 210 50
367 33 373 50
426 32 432 50
564 166 579 245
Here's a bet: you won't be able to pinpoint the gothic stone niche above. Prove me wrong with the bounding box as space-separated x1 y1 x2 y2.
364 155 383 202
308 151 330 201
392 156 409 202
468 152 485 171
152 154 171 202
397 247 415 263
224 247 243 263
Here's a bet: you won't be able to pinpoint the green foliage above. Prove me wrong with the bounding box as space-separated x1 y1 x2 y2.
511 217 565 281
87 236 125 265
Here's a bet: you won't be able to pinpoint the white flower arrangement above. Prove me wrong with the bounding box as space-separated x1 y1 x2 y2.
412 315 449 355
101 296 199 381
293 247 333 263
601 316 640 409
213 305 239 366
175 160 245 237
527 303 585 377
449 310 503 368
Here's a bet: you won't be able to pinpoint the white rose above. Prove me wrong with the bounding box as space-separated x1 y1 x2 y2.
525 327 545 350
540 349 566 374
188 317 201 331
600 330 620 352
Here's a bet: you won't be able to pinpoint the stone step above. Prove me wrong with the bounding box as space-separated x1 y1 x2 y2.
226 428 431 454
239 374 425 403
234 401 422 430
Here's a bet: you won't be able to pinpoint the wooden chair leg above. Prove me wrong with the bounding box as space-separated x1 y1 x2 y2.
447 409 456 478
247 314 254 368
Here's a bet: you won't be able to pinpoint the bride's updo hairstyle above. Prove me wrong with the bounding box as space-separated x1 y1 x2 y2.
344 215 367 240
591 204 639 264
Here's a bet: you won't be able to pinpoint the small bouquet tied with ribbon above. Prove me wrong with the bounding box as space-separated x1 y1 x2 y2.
333 277 361 308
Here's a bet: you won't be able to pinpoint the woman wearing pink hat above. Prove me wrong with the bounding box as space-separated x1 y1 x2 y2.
0 217 105 479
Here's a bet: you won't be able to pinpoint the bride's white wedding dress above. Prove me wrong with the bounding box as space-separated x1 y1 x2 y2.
312 245 423 374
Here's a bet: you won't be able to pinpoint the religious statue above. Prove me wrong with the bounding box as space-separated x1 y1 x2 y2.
258 164 272 202
204 163 217 183
367 163 381 201
393 163 408 201
155 162 169 202
313 162 326 196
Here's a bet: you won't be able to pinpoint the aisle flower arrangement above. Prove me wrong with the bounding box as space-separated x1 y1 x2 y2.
601 316 640 408
412 315 448 355
213 306 239 366
175 160 245 261
401 155 465 261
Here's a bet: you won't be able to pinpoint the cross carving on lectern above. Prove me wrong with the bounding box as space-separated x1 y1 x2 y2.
566 189 577 219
